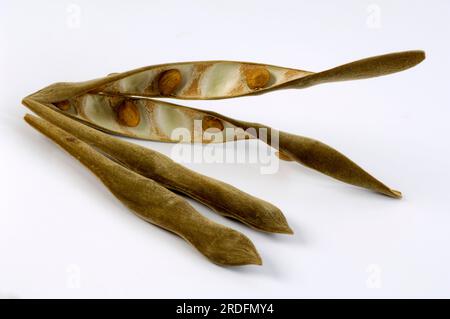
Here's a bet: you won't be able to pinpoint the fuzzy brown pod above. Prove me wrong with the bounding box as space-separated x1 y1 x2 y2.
28 51 425 103
22 50 425 266
23 98 293 234
32 93 254 143
24 113 262 266
33 89 402 197
199 110 402 198
96 51 425 99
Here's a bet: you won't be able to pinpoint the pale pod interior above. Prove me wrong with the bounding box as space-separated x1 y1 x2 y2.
53 94 254 143
100 61 312 99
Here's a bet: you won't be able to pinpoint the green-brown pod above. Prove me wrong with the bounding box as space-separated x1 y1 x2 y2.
24 114 262 266
31 93 253 143
28 50 424 103
23 98 293 234
23 50 422 201
35 91 400 198
200 110 402 198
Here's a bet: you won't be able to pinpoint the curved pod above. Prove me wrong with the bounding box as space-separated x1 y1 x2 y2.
23 98 293 234
24 114 262 266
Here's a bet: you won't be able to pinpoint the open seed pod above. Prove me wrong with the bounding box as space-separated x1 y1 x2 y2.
26 94 402 197
24 114 263 266
22 98 293 234
21 50 426 265
44 93 254 143
29 50 424 103
24 50 425 199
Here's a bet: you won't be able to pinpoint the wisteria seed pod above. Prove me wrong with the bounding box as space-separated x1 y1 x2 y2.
50 93 253 143
24 114 262 266
29 50 425 103
23 97 293 234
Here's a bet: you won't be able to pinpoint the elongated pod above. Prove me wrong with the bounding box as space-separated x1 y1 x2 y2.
28 51 425 103
38 93 253 143
98 51 424 99
198 110 402 198
27 94 401 198
23 98 293 234
24 114 262 266
289 50 425 89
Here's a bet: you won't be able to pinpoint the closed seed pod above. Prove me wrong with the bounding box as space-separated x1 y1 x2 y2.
23 50 422 201
24 114 262 266
21 50 424 266
23 98 293 234
199 110 402 198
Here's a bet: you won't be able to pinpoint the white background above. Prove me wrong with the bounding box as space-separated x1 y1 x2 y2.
1 0 449 298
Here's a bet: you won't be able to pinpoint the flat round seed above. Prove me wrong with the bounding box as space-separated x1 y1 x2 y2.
244 66 270 90
117 100 140 127
202 115 224 132
158 69 182 96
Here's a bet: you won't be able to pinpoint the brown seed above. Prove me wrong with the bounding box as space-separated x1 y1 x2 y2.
117 100 140 127
202 115 224 132
158 69 182 96
54 100 70 111
244 66 270 90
